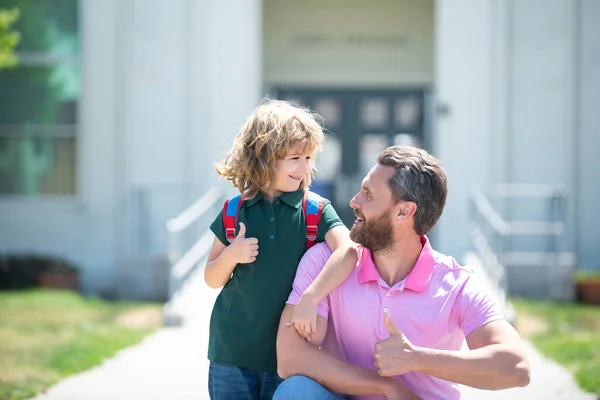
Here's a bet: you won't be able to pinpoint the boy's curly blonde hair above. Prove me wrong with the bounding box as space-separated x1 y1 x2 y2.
216 99 324 199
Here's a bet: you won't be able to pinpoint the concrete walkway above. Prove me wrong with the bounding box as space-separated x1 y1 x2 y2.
32 273 596 400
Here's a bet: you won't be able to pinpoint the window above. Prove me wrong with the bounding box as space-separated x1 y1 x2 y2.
314 98 341 128
0 0 79 195
360 98 388 129
394 96 421 130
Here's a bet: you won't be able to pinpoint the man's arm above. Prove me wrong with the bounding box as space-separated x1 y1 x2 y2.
277 304 419 398
413 272 530 389
375 316 530 390
415 320 530 390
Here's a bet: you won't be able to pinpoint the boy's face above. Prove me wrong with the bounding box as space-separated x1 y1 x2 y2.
271 145 314 194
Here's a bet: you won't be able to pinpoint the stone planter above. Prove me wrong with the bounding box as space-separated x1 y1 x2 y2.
575 278 600 305
38 271 80 291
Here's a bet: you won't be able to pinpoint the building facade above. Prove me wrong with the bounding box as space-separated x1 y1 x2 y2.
0 0 598 299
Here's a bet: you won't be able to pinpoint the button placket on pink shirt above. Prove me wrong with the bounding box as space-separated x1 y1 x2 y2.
376 278 406 340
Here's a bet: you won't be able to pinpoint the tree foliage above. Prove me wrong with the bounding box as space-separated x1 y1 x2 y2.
0 8 20 69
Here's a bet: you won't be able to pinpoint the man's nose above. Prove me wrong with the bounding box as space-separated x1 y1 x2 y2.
349 194 359 208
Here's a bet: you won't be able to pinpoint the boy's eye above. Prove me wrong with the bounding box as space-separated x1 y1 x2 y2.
291 156 300 160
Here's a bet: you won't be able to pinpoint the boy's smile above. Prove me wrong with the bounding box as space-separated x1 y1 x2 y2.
267 144 316 199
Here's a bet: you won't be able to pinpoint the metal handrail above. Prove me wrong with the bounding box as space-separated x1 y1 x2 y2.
470 189 509 236
171 230 215 282
489 183 567 198
166 186 223 234
468 183 576 302
469 183 568 269
470 189 565 237
165 185 226 298
506 221 564 236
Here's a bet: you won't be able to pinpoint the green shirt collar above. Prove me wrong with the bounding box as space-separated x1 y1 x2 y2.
279 189 304 209
245 189 304 209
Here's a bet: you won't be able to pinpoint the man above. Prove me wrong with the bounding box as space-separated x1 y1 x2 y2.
274 146 530 399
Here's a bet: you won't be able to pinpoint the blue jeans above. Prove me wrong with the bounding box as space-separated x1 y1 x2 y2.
273 376 346 400
208 362 283 400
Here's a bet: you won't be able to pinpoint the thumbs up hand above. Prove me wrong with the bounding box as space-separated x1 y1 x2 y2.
229 222 259 264
373 312 417 377
384 312 401 336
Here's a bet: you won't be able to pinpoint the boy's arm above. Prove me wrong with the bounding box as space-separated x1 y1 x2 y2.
290 225 358 339
204 222 258 288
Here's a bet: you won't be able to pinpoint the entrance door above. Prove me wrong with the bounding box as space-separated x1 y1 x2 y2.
277 88 430 226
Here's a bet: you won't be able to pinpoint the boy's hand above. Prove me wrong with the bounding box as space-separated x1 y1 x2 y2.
228 222 259 264
287 293 318 341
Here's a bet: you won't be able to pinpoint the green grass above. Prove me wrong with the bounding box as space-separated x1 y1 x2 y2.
0 290 162 400
512 298 600 395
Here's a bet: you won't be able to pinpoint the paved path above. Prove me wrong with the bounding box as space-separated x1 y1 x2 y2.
32 272 596 400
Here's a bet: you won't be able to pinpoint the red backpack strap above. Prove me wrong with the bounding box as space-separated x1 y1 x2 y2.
303 191 325 250
223 194 243 243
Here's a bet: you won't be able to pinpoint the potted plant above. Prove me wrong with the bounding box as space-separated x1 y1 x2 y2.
38 257 80 291
575 270 600 305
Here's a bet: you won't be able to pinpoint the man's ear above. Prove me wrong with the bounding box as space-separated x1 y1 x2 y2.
396 202 417 219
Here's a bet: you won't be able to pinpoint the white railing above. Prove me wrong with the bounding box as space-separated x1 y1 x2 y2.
165 186 225 299
468 183 570 294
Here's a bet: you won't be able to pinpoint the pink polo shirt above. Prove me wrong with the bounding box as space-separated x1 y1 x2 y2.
287 237 505 400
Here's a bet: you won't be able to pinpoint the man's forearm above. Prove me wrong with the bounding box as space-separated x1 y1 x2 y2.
415 342 530 390
278 323 417 398
278 326 386 396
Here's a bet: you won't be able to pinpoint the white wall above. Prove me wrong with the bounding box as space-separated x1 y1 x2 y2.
187 0 263 243
128 0 188 189
195 0 263 192
120 0 263 256
577 0 600 270
121 0 191 258
506 0 578 251
435 0 587 260
264 0 434 86
434 0 495 255
507 0 576 182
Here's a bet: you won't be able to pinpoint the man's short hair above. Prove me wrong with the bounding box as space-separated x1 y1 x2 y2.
377 146 448 235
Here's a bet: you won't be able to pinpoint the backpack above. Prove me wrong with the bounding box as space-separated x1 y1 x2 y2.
223 191 325 250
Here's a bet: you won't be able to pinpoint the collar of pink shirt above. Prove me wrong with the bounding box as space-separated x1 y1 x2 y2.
358 235 435 293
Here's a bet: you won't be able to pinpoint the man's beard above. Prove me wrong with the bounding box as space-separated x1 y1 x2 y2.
349 211 394 252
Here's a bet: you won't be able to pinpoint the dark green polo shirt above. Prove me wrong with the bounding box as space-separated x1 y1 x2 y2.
208 189 344 373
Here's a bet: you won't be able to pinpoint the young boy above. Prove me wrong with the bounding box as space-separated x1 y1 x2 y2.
204 100 356 399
